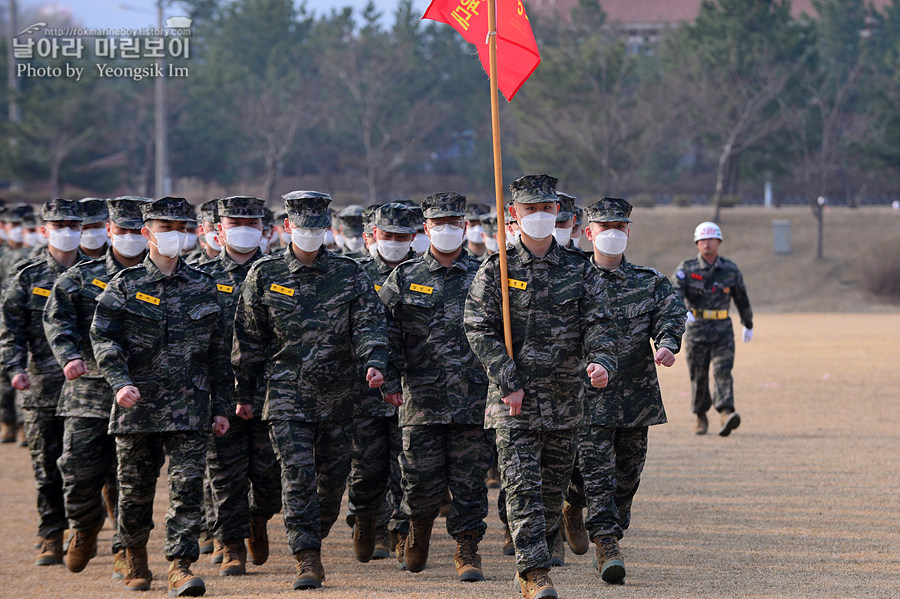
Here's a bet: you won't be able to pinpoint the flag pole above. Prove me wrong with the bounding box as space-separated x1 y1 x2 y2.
487 0 513 359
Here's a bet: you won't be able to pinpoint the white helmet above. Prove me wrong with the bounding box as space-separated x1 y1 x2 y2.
694 221 722 242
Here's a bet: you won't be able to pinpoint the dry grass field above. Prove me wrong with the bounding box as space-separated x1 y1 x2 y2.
1 313 897 598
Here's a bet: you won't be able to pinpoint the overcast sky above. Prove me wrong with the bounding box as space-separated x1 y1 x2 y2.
18 0 431 30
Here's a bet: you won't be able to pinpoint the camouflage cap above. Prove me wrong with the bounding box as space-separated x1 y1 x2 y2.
481 212 498 236
140 197 191 222
374 203 416 235
218 196 265 220
585 197 632 223
42 199 84 222
464 203 489 222
422 192 466 219
5 203 35 224
185 203 198 227
23 212 40 227
336 204 364 235
574 206 584 227
108 196 151 229
262 207 275 231
362 204 380 235
79 197 110 225
556 192 576 222
198 199 219 224
508 174 558 204
283 190 332 230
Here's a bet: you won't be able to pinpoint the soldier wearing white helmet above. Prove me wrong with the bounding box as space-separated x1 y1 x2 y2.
671 222 753 436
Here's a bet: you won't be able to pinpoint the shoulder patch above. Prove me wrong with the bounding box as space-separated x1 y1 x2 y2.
676 270 685 279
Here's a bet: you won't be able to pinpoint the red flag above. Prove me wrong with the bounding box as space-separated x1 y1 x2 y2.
423 0 540 101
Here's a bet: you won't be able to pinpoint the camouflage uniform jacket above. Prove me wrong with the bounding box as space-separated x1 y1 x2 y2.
197 248 264 413
231 246 388 422
586 256 686 428
672 254 752 343
89 255 229 434
0 248 90 409
464 239 617 431
0 245 30 291
43 249 137 417
380 249 487 427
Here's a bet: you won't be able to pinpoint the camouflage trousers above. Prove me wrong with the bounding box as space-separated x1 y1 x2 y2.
58 416 120 549
23 408 66 538
685 333 735 414
207 415 282 541
348 415 407 533
487 431 508 526
115 431 206 560
496 428 577 574
0 372 18 424
400 424 491 538
567 426 649 540
268 420 352 553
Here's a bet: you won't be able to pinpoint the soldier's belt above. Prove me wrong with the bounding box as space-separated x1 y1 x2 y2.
691 308 729 320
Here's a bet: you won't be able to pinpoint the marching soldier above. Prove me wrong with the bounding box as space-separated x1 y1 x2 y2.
77 198 110 259
464 175 616 599
672 222 753 436
464 203 489 261
231 191 388 590
90 197 230 596
336 205 367 259
188 199 221 266
552 193 576 249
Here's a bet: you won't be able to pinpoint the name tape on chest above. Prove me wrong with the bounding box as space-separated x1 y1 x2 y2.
409 283 433 295
32 287 51 297
91 278 107 290
216 284 234 294
507 279 527 290
135 292 160 305
270 284 295 297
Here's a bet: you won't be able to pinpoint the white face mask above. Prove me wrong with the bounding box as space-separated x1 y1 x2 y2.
24 231 43 247
593 228 628 257
48 227 82 252
344 236 364 253
428 224 465 253
291 227 326 253
333 231 345 249
182 232 198 251
324 229 335 246
280 232 291 245
465 225 484 244
484 236 500 253
553 226 572 247
80 228 109 250
112 233 147 258
259 235 270 254
150 230 186 258
9 226 23 243
204 231 221 252
0 228 7 241
518 212 557 240
368 242 379 259
411 233 430 254
224 226 262 254
507 227 520 246
378 239 411 263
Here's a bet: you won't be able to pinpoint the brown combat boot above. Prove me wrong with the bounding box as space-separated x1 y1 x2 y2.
389 530 400 558
112 549 128 580
562 501 589 554
66 523 102 572
167 558 206 596
352 513 378 562
718 410 741 437
371 527 390 560
123 546 152 591
514 567 557 599
549 530 565 567
695 412 709 435
453 531 484 582
247 516 269 565
218 539 247 576
101 482 117 525
17 422 27 447
404 519 433 572
0 421 15 443
394 532 407 570
198 530 213 555
293 548 325 590
486 463 501 489
593 534 626 584
438 488 452 518
210 538 224 564
502 523 515 555
36 533 64 566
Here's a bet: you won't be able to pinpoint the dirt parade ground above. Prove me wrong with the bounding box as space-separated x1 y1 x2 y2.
0 313 898 599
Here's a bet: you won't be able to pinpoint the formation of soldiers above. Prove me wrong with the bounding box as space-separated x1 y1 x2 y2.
0 174 752 599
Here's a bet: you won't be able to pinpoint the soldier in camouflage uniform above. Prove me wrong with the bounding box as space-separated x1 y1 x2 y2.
187 199 221 266
182 206 200 259
464 174 617 599
43 196 150 576
0 199 87 566
90 197 230 596
259 207 276 255
336 204 368 259
380 192 492 582
231 191 388 590
77 198 110 259
197 196 282 577
552 192 576 250
563 198 686 585
480 212 500 257
360 204 379 259
464 203 489 261
672 222 753 437
571 207 585 250
346 203 415 563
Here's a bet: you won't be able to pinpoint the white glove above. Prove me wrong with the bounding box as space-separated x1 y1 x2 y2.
686 310 695 323
742 327 753 343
